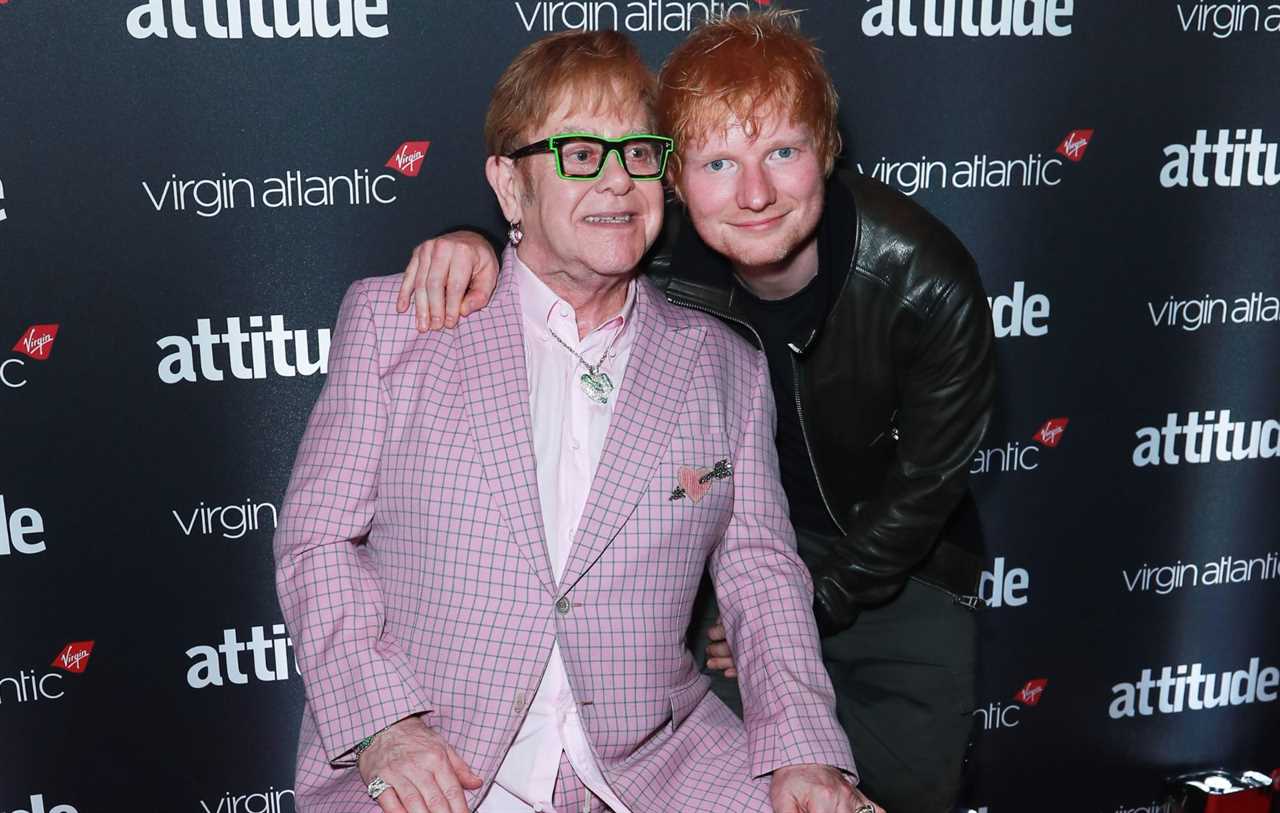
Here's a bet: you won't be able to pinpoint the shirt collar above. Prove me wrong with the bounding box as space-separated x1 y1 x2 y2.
511 248 637 338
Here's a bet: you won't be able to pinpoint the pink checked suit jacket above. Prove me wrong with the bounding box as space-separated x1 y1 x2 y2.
274 266 855 812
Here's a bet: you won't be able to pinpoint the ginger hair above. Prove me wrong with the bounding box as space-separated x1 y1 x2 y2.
658 11 841 178
485 30 657 157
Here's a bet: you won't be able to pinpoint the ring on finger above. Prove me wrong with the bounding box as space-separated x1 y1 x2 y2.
854 805 874 813
367 776 391 800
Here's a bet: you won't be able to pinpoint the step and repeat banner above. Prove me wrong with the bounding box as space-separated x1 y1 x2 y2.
2 2 1277 811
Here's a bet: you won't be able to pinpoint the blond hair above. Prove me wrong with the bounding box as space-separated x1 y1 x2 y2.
485 30 657 157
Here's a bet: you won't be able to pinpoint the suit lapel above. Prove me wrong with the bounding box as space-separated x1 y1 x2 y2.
559 281 705 592
460 260 556 597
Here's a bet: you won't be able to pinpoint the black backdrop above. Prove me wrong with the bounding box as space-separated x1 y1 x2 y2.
2 2 1278 812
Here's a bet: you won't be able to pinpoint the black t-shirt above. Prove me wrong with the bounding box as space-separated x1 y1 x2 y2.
731 225 842 536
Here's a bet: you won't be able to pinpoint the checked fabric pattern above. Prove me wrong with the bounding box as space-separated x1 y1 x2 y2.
273 267 855 811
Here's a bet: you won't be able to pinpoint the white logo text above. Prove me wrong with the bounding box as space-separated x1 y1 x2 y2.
1177 1 1280 38
861 0 1074 37
858 153 1062 196
514 0 753 32
156 316 330 384
1123 553 1279 595
979 557 1030 607
2 794 78 813
1109 657 1280 717
174 499 278 540
1132 410 1280 466
127 0 388 39
200 787 295 813
143 170 397 218
1147 291 1278 331
0 496 46 556
186 625 299 688
1161 129 1280 188
987 281 1050 338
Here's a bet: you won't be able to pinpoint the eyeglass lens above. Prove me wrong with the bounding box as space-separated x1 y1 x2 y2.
556 138 666 177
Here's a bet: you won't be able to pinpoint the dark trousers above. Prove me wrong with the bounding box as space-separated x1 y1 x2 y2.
689 529 978 813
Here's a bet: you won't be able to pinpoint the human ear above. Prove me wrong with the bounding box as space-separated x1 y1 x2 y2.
485 156 525 224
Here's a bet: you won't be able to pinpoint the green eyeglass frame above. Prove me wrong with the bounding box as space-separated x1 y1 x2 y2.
506 132 675 181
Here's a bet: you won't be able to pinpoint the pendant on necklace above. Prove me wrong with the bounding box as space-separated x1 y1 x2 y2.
580 370 614 404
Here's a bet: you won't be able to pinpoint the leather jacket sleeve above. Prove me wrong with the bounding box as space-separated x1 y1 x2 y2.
813 244 996 635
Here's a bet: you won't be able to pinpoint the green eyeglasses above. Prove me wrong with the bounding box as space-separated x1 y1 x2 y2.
507 133 675 181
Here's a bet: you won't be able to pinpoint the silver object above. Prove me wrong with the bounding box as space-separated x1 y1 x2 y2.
367 776 391 801
1164 769 1274 812
546 325 618 405
698 459 733 483
854 805 875 813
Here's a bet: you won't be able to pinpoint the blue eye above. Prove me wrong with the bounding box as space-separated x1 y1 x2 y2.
707 159 727 172
774 147 796 159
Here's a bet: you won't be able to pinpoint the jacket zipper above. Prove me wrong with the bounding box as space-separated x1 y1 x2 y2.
790 354 846 535
666 293 846 535
666 294 766 350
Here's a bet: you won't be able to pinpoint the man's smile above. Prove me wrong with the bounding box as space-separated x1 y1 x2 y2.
729 211 790 231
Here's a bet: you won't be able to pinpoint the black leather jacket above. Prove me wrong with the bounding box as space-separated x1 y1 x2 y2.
649 171 996 634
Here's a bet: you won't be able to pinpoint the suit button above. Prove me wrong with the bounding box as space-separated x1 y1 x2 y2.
556 596 571 615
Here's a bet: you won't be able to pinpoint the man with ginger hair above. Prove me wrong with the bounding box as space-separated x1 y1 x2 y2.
277 28 879 813
399 12 996 812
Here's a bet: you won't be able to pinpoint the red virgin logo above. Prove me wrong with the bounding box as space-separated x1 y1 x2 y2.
12 324 59 361
1014 678 1048 706
51 641 95 674
1033 417 1069 448
1056 129 1093 162
385 141 431 177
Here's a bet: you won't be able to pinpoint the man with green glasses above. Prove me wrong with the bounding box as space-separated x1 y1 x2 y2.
276 29 875 813
397 12 994 813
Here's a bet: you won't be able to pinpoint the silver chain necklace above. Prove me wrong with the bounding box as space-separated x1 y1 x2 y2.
545 325 618 405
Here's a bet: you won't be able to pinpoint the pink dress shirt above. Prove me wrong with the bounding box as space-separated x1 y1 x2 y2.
480 248 637 813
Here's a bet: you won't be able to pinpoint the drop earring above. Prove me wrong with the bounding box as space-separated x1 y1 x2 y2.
507 221 523 246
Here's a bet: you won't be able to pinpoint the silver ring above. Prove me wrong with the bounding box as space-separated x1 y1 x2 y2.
367 776 391 800
855 806 874 813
